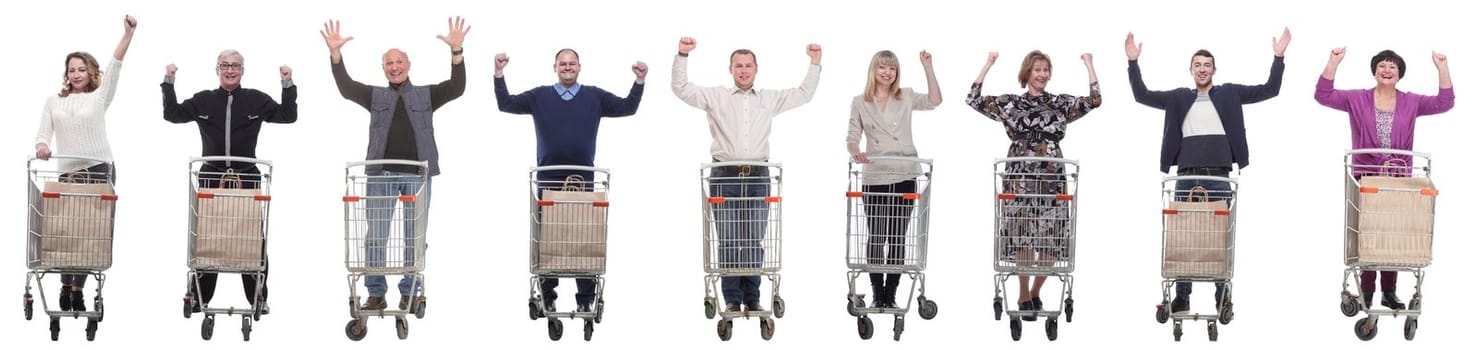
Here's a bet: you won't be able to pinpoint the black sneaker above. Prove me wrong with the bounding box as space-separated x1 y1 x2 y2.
744 301 765 312
1170 295 1190 313
1362 291 1374 309
577 303 593 313
1019 301 1037 321
726 302 742 312
1381 292 1406 310
70 291 86 312
59 289 73 312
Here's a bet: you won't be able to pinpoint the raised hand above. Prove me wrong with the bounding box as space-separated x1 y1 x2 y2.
1433 51 1448 69
1329 47 1346 64
920 50 933 66
165 63 177 79
678 37 697 55
632 61 649 82
280 65 293 81
1273 27 1292 57
1081 53 1093 66
123 15 137 34
493 53 509 76
986 51 1000 67
436 16 471 50
320 20 353 52
806 43 822 64
1124 32 1142 61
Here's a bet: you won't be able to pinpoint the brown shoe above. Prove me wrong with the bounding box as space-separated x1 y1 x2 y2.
362 296 387 311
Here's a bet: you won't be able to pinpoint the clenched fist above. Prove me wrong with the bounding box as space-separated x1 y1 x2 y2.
632 61 649 82
165 63 177 78
280 65 293 81
678 37 697 55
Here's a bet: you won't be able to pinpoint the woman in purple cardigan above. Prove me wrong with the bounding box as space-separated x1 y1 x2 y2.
1313 48 1454 311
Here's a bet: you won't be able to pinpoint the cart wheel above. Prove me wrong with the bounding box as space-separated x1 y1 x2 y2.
548 318 564 341
1341 295 1360 317
717 319 733 341
85 318 99 341
891 315 904 341
593 298 604 324
1409 297 1422 311
1045 317 1058 341
583 319 594 341
94 298 104 323
704 299 717 320
396 317 409 340
1064 298 1074 323
1009 317 1022 341
49 317 60 341
414 299 426 319
847 296 862 317
760 317 775 340
1218 302 1234 325
24 294 33 321
1208 321 1218 342
918 299 938 320
1404 318 1417 341
1155 304 1169 324
857 316 874 340
242 316 252 342
345 319 367 341
992 297 1004 321
772 297 786 319
1173 322 1183 342
183 299 194 319
528 299 542 320
201 316 215 340
1355 318 1378 341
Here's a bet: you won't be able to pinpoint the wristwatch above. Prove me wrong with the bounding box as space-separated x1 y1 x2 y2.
452 47 464 55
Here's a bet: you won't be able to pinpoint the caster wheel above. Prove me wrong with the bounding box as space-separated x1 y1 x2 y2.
345 319 367 341
49 317 60 341
95 299 104 323
1173 322 1183 342
242 317 253 342
583 319 595 341
1009 317 1022 341
760 317 775 340
414 299 426 319
183 299 194 319
594 299 604 323
993 297 1004 321
1155 304 1169 324
548 319 564 341
1046 317 1058 341
1341 295 1359 317
704 298 717 320
24 294 33 321
1218 302 1234 325
857 316 874 340
1208 321 1218 342
1404 318 1417 341
918 299 938 320
1064 298 1074 323
848 295 863 317
201 316 215 340
528 298 542 320
396 317 409 340
717 319 733 341
1355 318 1378 341
892 316 904 341
773 297 786 319
86 318 99 341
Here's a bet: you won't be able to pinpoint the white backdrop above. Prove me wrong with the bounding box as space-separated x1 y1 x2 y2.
2 0 1472 348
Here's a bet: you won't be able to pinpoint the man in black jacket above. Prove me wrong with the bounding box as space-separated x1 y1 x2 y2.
162 49 297 314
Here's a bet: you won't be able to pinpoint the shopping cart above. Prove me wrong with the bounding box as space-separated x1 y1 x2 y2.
23 155 116 341
526 165 610 341
182 156 272 341
1154 172 1237 341
341 160 430 341
700 161 784 341
1338 149 1435 341
990 157 1079 341
844 156 937 341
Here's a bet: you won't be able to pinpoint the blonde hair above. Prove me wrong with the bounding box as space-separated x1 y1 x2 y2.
862 50 902 102
58 52 102 97
1017 50 1052 89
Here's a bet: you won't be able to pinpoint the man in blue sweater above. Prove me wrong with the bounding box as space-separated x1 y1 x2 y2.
493 48 646 313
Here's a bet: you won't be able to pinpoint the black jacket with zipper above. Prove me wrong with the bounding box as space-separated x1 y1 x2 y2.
162 79 298 172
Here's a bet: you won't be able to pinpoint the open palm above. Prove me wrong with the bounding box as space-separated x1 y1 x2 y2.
436 16 471 49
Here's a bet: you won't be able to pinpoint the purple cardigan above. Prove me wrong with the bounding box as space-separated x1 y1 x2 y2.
1313 76 1455 174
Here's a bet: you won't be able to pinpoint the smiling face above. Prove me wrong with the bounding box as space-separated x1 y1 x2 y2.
553 49 581 87
61 52 101 94
382 49 410 85
1189 51 1216 89
1369 50 1406 89
217 52 244 91
1016 51 1053 94
730 49 757 90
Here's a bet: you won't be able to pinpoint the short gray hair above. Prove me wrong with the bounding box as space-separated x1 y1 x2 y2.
217 49 244 66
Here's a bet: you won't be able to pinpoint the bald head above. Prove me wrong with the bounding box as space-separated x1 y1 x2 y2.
382 48 410 84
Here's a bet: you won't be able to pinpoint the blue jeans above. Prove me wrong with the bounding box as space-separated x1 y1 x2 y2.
1172 168 1230 301
709 165 770 305
536 170 597 306
365 171 431 297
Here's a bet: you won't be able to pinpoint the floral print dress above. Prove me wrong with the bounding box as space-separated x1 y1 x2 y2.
967 82 1101 260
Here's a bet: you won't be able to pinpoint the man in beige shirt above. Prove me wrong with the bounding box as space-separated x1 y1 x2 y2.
671 36 821 314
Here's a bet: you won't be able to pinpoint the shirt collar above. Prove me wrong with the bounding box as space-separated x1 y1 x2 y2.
728 86 757 95
554 82 582 97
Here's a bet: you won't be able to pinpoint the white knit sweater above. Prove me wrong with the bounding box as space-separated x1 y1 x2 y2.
36 59 123 173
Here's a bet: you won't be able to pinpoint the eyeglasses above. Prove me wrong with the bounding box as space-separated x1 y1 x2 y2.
218 63 244 72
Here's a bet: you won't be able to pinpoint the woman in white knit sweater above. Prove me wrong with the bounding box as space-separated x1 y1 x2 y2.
33 14 136 313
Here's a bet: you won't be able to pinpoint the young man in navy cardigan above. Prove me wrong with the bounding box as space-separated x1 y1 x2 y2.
1125 28 1291 317
493 48 646 314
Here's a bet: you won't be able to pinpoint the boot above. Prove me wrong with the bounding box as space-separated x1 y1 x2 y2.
1381 292 1406 310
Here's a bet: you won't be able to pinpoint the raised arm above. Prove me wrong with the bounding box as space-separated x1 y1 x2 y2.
599 61 647 117
160 64 199 123
920 50 942 106
965 52 1008 122
1314 47 1352 111
262 65 299 123
1063 53 1104 124
113 15 136 61
772 43 823 114
1239 27 1291 103
670 37 710 110
1125 32 1172 109
491 53 535 114
1416 52 1456 116
436 16 470 65
321 19 372 110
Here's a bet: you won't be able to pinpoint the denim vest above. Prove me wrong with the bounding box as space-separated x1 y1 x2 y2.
366 84 440 176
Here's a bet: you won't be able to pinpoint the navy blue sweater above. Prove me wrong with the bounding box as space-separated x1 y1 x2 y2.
494 77 643 167
1128 56 1284 173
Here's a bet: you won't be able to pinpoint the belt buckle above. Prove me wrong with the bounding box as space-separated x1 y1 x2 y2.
739 165 752 176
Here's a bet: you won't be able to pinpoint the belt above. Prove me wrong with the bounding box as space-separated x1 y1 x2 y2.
712 158 767 176
1010 131 1062 143
1177 166 1232 176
